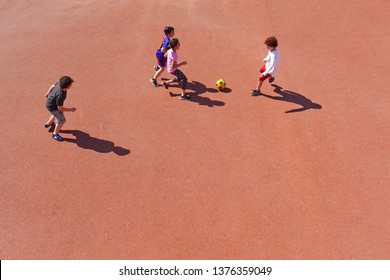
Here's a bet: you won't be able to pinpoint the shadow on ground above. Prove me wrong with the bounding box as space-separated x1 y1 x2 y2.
261 84 322 113
165 80 227 107
60 130 130 156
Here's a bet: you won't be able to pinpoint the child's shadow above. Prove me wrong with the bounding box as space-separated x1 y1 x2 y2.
261 84 322 113
60 130 130 156
168 80 225 107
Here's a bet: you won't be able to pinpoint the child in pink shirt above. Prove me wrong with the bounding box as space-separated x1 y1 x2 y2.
162 38 190 100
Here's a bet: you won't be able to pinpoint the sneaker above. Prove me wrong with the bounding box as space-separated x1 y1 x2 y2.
179 95 191 101
44 123 54 128
269 76 275 83
154 65 160 72
150 78 158 87
162 81 169 89
251 89 261 96
52 133 64 142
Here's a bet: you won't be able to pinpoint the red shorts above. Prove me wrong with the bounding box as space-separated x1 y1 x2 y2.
259 64 271 81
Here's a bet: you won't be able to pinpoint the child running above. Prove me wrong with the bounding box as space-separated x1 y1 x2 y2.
150 26 175 87
252 36 279 96
162 38 190 100
44 76 77 142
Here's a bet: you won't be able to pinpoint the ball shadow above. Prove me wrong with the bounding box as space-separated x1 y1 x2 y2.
219 87 232 93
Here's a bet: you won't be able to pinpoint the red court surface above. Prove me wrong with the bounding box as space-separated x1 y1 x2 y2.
0 0 389 259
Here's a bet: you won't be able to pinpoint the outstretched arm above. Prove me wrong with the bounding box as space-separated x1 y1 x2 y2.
58 105 77 112
173 60 187 68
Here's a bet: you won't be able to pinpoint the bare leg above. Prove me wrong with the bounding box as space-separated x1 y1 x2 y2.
45 115 55 126
162 77 177 88
153 66 165 81
252 80 263 96
54 122 64 135
256 80 263 91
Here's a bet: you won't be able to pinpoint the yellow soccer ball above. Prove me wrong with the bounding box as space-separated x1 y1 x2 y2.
216 79 226 90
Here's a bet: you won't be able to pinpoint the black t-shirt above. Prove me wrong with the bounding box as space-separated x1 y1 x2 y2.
46 82 67 111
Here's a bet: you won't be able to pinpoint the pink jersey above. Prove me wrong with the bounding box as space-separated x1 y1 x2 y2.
167 49 178 73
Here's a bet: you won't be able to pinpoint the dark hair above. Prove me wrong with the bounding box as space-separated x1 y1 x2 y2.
164 26 174 35
59 76 74 89
264 36 278 48
170 38 180 48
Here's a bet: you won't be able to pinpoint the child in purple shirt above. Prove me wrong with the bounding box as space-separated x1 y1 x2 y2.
150 26 175 87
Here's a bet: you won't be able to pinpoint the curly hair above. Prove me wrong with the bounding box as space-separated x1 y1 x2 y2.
59 76 74 89
264 36 278 48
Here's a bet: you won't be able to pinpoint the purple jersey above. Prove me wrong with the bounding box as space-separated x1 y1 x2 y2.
155 35 170 67
156 35 170 57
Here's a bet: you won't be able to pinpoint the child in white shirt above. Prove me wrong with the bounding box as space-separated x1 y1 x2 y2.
252 36 279 96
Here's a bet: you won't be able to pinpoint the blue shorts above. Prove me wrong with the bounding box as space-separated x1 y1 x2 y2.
156 51 166 67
